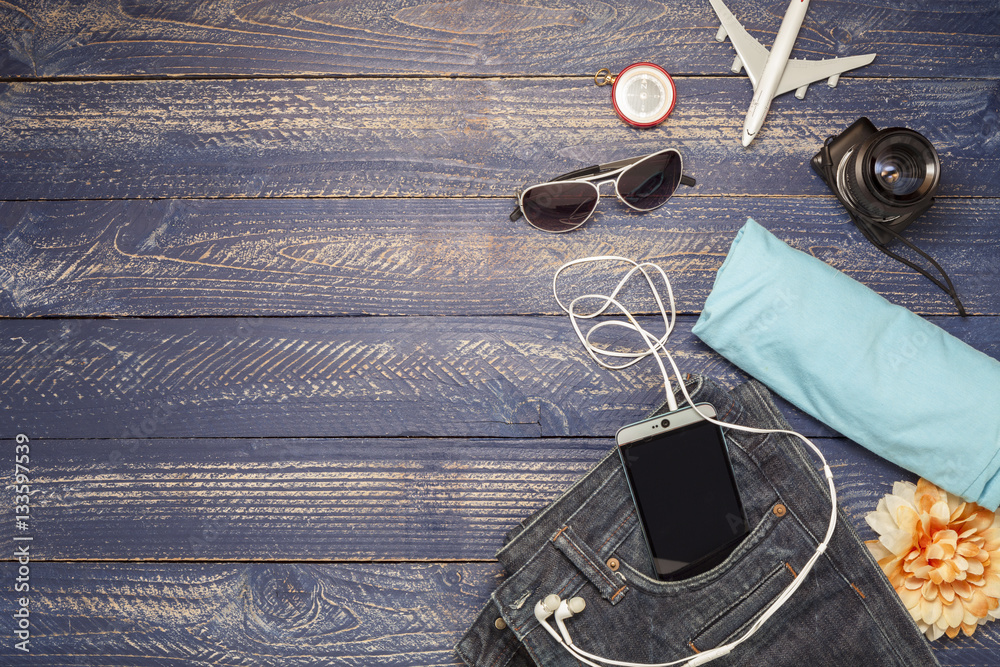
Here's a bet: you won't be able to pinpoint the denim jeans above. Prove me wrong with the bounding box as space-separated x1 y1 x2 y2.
456 375 939 667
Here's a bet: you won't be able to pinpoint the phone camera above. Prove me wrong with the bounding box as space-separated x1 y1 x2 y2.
811 117 939 245
660 418 671 428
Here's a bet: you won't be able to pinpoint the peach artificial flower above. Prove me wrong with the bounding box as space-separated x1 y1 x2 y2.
865 478 1000 640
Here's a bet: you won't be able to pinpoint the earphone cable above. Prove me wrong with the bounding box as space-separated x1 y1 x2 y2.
549 256 838 667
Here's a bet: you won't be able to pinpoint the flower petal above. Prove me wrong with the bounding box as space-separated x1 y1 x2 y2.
953 580 973 599
943 599 965 628
880 528 918 556
957 541 981 558
870 478 1000 639
967 590 990 617
866 540 893 561
920 596 943 625
892 480 917 505
886 492 915 523
898 586 923 611
866 505 898 535
983 575 1000 598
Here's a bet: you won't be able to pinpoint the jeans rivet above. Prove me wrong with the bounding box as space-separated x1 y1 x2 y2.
494 617 507 630
773 503 787 517
607 557 620 571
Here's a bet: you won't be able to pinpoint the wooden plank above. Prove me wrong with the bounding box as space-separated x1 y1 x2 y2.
3 447 997 666
0 0 997 79
0 561 504 666
1 436 610 560
0 431 955 562
1 197 997 317
1 315 997 441
0 561 993 666
1 77 998 200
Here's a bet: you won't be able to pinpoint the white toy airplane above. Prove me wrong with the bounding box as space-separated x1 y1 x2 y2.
710 0 876 146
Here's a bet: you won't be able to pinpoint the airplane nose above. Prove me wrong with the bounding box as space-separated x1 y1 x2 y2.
741 130 755 147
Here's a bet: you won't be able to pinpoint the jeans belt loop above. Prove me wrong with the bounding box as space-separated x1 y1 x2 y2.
551 524 629 605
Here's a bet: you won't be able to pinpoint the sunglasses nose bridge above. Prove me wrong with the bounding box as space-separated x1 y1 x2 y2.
593 177 618 196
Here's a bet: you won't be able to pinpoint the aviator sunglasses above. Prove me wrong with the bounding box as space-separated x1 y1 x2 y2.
510 149 696 233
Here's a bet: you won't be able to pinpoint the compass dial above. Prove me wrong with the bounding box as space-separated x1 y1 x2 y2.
611 63 676 128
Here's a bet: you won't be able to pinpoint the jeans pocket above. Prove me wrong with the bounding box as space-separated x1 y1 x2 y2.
618 499 789 595
514 503 804 665
687 561 794 651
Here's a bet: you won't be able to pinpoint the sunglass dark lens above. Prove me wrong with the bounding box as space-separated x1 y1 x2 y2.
618 151 682 210
522 182 599 232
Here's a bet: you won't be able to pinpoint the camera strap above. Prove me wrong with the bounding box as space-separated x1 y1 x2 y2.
817 138 967 316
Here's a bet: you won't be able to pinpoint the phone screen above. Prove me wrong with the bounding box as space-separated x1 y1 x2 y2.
618 407 749 579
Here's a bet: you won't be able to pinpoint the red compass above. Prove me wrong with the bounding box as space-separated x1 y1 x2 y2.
595 62 677 129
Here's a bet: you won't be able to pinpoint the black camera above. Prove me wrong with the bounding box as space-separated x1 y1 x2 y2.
811 117 964 315
811 117 940 245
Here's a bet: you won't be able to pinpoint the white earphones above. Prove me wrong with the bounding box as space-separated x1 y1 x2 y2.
531 256 839 667
554 596 587 644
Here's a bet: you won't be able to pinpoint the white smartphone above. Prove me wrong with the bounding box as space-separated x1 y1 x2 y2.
616 404 749 580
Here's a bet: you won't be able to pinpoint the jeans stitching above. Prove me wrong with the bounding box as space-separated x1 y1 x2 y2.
554 526 618 597
496 451 619 562
456 610 518 667
599 507 636 551
784 499 916 666
561 466 627 530
616 509 782 597
688 562 789 649
738 382 921 666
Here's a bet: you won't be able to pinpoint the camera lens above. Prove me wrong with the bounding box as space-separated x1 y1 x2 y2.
661 419 670 428
874 147 923 197
842 128 939 219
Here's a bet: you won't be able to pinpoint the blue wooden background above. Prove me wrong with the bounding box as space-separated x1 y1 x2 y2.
1 0 999 664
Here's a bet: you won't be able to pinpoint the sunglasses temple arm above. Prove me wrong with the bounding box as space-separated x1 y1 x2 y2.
595 155 645 172
510 187 525 221
552 165 602 182
551 155 693 183
681 174 696 187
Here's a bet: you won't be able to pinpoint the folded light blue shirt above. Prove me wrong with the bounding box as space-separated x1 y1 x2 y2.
693 219 1000 509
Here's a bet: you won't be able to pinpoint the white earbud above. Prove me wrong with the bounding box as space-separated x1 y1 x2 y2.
534 594 562 622
534 594 570 645
555 597 587 644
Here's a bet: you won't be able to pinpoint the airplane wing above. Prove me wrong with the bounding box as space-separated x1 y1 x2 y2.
709 0 769 90
774 53 877 97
